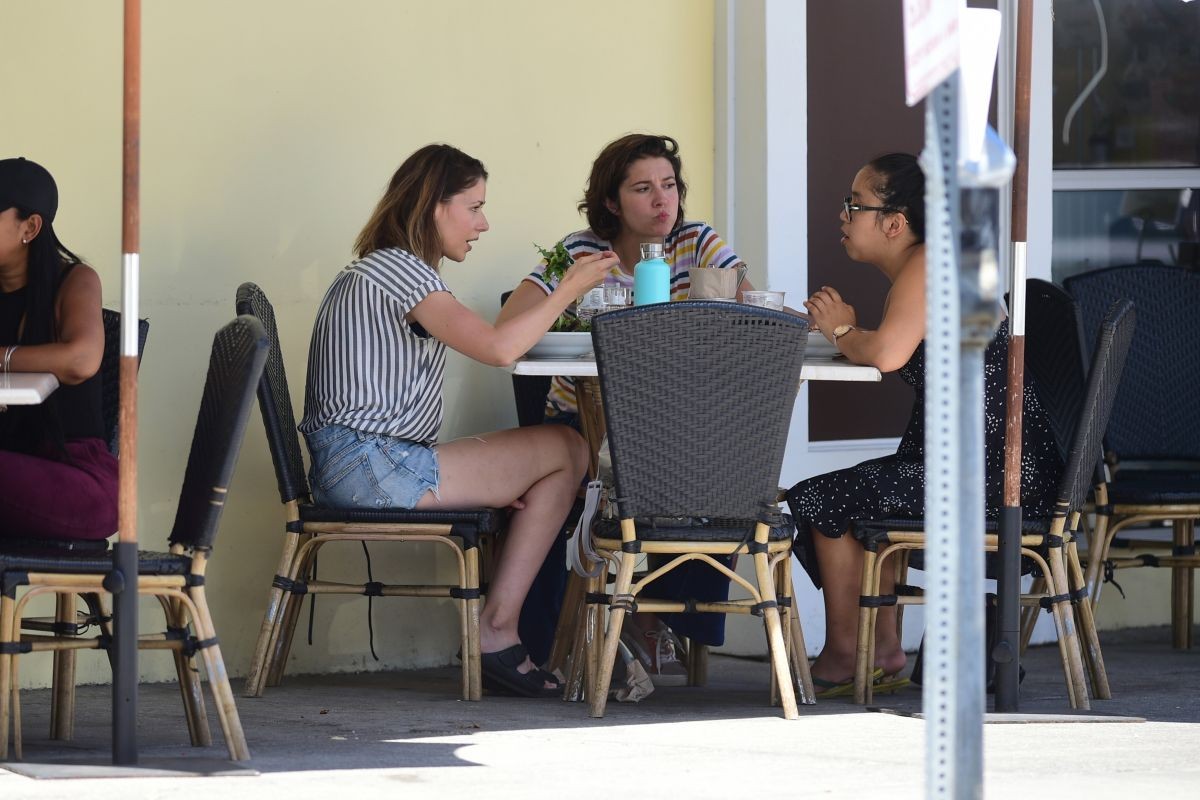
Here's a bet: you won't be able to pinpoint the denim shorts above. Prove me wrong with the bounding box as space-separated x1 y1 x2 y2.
305 424 440 509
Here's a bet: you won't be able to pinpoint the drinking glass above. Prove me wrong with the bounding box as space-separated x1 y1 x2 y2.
603 284 630 310
742 290 786 310
576 287 606 322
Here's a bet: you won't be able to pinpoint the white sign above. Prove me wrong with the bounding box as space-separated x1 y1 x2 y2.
903 0 962 106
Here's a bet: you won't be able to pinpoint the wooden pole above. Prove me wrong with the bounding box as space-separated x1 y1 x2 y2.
113 0 141 765
995 0 1034 713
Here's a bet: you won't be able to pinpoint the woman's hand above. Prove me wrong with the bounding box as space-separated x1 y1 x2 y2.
557 251 618 297
803 285 857 344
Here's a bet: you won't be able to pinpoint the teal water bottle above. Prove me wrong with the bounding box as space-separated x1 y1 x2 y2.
633 242 669 305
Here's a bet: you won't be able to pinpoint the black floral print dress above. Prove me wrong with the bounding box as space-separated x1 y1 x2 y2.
786 320 1063 588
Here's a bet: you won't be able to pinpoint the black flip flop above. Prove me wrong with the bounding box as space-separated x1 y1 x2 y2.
480 644 561 698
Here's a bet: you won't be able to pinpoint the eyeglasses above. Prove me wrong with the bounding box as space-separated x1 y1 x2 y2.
843 196 898 221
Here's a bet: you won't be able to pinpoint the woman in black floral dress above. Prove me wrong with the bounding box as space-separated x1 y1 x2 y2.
788 154 1062 693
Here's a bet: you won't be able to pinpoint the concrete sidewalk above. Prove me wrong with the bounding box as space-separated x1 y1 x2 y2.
2 625 1197 799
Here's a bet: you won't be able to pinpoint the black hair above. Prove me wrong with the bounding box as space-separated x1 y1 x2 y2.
866 153 925 244
8 209 82 456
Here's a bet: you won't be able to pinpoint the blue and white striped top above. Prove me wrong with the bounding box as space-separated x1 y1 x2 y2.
299 247 450 444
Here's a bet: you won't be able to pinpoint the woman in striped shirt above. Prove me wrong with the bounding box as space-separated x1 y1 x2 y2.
300 144 614 697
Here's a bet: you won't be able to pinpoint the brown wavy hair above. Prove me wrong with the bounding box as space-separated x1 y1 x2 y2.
578 134 687 241
354 144 488 265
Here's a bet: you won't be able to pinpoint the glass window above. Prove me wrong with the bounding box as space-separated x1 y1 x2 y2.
1053 0 1200 169
1051 187 1200 282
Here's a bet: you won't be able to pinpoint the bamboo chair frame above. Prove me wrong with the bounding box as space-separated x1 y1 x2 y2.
1 316 266 761
850 299 1135 710
236 283 501 702
852 517 1108 708
1083 484 1200 649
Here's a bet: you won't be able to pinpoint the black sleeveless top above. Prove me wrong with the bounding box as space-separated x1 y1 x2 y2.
0 264 105 456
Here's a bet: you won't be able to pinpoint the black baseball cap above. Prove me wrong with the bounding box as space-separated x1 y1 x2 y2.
0 157 58 223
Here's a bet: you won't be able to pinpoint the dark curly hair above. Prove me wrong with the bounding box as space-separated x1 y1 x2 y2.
578 134 688 241
866 152 925 244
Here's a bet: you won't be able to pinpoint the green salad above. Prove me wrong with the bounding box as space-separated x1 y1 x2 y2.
535 242 591 332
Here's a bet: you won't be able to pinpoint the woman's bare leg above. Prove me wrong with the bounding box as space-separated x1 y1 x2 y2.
418 425 588 684
810 531 906 682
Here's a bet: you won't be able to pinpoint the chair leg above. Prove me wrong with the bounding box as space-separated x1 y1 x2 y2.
266 541 320 688
589 553 636 718
1066 541 1111 699
1019 576 1045 656
1 594 15 760
158 595 211 747
685 642 708 687
186 584 250 761
854 548 880 705
1084 512 1115 611
49 593 76 741
463 545 482 701
752 544 797 719
548 572 585 676
245 529 304 697
778 554 815 705
1045 547 1090 710
565 571 595 702
1171 519 1194 650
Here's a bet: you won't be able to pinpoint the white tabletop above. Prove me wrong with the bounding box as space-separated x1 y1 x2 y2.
0 372 60 405
511 355 881 382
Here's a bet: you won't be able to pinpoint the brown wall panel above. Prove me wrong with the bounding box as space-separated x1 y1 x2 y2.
806 1 923 441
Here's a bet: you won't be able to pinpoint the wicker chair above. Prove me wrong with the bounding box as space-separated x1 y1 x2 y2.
235 283 505 701
580 301 813 719
14 308 150 744
1 316 268 761
851 298 1135 709
1064 264 1200 649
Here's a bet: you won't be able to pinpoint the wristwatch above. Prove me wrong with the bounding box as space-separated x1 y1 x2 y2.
832 323 856 343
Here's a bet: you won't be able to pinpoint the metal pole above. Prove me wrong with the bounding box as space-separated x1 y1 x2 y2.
113 0 141 765
995 0 1034 713
923 74 986 800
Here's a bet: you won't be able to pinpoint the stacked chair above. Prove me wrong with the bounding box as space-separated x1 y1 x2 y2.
1064 264 1200 649
1 316 267 760
851 292 1135 709
579 301 815 719
235 283 505 701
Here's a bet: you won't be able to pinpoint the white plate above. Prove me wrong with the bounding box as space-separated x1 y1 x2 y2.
525 331 593 360
806 330 839 357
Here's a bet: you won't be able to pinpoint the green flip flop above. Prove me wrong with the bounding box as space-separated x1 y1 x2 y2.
812 667 883 699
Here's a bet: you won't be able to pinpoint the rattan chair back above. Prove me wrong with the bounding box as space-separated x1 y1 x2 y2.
100 309 150 455
1064 264 1200 462
1022 280 1089 464
591 301 808 522
1056 300 1136 514
168 316 269 550
236 283 310 503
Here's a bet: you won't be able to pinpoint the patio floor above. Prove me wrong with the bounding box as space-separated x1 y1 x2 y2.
2 624 1197 798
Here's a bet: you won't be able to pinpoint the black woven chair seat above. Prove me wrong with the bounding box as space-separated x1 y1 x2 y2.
1107 471 1200 505
298 504 506 536
593 516 794 543
0 537 110 556
0 550 191 576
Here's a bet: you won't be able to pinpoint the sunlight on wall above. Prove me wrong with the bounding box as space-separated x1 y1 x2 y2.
7 0 715 687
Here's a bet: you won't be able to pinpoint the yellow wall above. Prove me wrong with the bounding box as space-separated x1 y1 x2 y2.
6 0 716 687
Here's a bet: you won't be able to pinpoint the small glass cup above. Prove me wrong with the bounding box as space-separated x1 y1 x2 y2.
742 290 785 310
576 287 606 322
603 284 630 310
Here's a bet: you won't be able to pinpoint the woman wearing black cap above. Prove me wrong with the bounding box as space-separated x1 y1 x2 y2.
0 157 114 542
